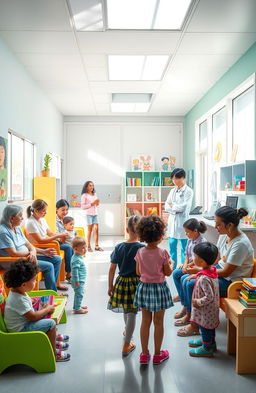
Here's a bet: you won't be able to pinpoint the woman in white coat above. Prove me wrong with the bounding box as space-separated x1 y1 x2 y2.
165 168 193 269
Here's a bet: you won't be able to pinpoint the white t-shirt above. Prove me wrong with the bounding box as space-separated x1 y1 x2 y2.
4 291 33 332
25 216 49 238
217 233 254 282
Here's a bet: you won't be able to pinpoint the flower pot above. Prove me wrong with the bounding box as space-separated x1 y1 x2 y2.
41 170 50 177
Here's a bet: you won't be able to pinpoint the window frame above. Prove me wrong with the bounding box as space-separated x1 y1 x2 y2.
8 129 36 202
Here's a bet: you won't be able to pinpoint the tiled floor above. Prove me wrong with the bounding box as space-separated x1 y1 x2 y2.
1 236 256 393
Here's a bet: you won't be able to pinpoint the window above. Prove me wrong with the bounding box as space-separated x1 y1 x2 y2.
8 130 35 201
196 120 208 208
212 107 227 163
232 85 255 162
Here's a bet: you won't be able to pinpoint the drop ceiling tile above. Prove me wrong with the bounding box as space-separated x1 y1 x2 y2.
16 53 82 68
82 54 106 67
170 54 242 69
0 31 78 54
187 0 256 33
86 67 107 81
25 65 86 83
92 93 110 104
178 32 256 55
95 103 110 112
0 0 71 31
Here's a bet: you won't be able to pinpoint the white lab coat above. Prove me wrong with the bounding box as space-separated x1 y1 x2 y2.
164 184 193 239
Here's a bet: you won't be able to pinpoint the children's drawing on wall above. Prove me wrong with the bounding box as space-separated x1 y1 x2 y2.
160 155 176 171
131 156 142 171
140 155 154 171
0 136 7 201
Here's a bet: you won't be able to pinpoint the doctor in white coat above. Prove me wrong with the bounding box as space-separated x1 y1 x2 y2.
165 168 193 269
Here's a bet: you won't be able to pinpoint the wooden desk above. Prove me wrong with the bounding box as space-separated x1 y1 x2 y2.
225 298 256 374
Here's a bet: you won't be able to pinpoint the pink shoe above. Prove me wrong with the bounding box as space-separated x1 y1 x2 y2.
139 353 151 364
153 350 169 365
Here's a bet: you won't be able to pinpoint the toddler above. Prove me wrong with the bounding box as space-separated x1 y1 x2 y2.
134 215 173 365
71 236 88 314
108 216 144 356
3 260 70 362
63 216 78 246
189 242 219 357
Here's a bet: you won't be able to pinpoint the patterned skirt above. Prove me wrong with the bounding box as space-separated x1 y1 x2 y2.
107 275 140 314
134 281 173 312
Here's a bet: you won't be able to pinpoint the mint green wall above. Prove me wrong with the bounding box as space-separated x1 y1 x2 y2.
184 41 256 209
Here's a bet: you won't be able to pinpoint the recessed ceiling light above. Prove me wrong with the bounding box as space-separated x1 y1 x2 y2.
111 93 152 112
108 55 169 81
107 0 192 30
69 0 104 31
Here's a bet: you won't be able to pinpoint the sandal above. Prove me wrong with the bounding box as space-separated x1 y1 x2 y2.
177 326 200 337
56 334 69 342
87 246 93 252
174 309 186 319
95 245 104 251
56 350 71 362
58 292 69 297
173 295 180 303
73 309 88 314
122 341 136 357
56 341 69 350
174 318 190 327
57 285 68 291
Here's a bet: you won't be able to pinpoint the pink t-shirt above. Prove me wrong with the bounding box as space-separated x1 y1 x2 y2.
135 247 170 283
81 193 98 216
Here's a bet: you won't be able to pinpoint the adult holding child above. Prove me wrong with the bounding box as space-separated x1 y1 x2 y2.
164 168 193 270
56 199 74 282
177 206 254 337
0 205 61 292
81 180 103 252
25 199 68 291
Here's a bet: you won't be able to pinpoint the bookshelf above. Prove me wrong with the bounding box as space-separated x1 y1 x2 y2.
124 171 174 234
220 160 256 195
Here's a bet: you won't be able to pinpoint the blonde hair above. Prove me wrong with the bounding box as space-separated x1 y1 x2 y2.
72 236 86 249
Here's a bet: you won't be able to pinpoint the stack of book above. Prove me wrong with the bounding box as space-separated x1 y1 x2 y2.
239 278 256 308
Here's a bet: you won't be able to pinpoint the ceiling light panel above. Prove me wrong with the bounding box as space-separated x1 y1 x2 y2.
69 0 104 31
107 0 192 30
108 55 169 80
111 93 152 112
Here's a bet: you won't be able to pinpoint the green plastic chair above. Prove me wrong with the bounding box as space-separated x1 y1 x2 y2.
0 276 57 374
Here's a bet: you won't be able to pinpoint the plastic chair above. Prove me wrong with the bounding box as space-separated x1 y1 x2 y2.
0 275 56 374
75 226 86 238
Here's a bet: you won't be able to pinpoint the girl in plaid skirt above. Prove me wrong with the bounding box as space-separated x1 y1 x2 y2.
108 216 144 356
134 215 173 365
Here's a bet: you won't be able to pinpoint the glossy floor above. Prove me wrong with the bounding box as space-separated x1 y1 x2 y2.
1 236 256 393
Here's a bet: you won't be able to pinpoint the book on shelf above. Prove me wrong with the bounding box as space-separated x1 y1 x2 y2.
150 177 159 186
126 207 142 217
239 279 256 308
31 294 67 324
146 207 158 216
127 177 141 186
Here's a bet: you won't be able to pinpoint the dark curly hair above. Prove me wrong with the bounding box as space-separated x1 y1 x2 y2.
136 215 166 243
193 242 218 266
4 260 39 288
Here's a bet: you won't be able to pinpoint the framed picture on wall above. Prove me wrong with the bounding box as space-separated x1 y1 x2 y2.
127 194 137 202
0 136 7 201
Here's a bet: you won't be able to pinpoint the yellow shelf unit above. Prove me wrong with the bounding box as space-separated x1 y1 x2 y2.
33 177 56 232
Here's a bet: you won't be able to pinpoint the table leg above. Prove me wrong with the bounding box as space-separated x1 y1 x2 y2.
227 319 236 355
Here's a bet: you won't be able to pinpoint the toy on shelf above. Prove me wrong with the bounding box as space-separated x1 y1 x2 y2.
70 194 81 207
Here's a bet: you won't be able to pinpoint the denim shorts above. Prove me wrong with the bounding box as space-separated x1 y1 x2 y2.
86 215 98 225
20 318 56 333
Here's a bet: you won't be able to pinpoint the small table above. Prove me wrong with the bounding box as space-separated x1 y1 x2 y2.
225 298 256 374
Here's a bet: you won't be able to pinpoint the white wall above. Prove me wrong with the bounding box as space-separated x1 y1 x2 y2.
64 121 183 235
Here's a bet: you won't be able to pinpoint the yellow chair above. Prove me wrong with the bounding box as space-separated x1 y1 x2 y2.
75 226 86 238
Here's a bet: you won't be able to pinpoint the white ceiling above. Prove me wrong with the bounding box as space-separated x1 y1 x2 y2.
0 0 256 116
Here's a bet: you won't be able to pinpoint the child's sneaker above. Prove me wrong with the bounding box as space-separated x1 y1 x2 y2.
139 353 151 364
56 350 71 362
56 341 69 350
56 334 69 342
189 345 214 357
188 339 217 351
153 350 169 365
122 341 136 357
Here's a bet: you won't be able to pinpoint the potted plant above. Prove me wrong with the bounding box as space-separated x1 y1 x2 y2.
41 153 52 177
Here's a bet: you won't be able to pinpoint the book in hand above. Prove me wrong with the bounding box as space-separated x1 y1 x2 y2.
31 295 67 324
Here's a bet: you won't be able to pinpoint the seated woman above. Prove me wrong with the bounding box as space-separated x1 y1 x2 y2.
56 199 73 283
176 206 254 337
25 199 68 291
0 205 61 292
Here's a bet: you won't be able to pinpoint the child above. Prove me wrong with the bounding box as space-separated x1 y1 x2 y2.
107 216 144 357
189 242 219 357
134 215 173 365
3 260 70 362
173 219 207 330
71 236 88 314
63 216 78 246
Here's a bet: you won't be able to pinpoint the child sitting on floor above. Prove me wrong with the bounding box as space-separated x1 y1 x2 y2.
189 242 219 357
63 216 78 246
71 237 88 314
3 260 70 362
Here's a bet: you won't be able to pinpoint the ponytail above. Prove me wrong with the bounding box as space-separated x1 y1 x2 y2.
27 199 48 218
127 215 140 234
183 218 207 233
215 206 248 227
26 206 33 218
